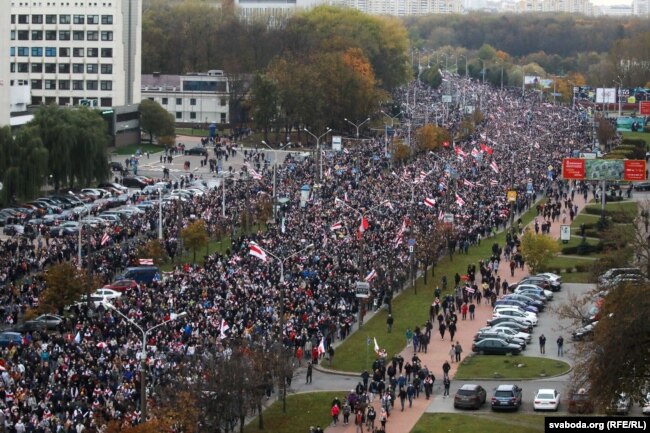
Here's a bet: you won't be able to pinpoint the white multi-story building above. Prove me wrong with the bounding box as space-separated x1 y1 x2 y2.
9 0 142 108
0 11 10 126
141 70 230 126
236 0 323 25
515 0 595 14
337 0 462 14
632 0 649 16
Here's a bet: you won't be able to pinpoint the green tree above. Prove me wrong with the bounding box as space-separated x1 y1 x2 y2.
420 67 442 88
519 229 561 273
181 219 209 264
41 262 92 313
140 99 175 145
0 126 48 204
251 73 279 143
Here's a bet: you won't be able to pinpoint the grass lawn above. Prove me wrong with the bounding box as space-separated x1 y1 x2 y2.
244 392 342 433
175 127 212 137
159 237 231 272
560 272 592 283
585 201 638 215
331 207 540 373
454 355 570 380
544 256 595 272
411 413 544 433
622 131 650 148
557 236 599 250
111 143 165 156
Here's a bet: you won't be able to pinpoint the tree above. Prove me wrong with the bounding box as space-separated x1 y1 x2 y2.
519 229 560 274
140 99 175 145
251 73 279 143
0 126 48 204
415 124 450 154
41 262 92 313
392 141 410 166
596 115 616 150
419 67 442 88
415 221 448 285
137 239 168 267
181 219 209 264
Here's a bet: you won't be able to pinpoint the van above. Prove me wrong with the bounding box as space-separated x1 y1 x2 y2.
598 268 642 285
119 266 161 284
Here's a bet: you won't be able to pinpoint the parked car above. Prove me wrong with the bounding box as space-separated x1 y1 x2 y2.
609 393 632 415
117 266 161 284
91 288 122 302
485 317 532 333
491 384 523 411
472 338 522 355
98 182 128 194
110 162 124 172
103 279 138 293
454 384 487 409
479 326 532 342
642 391 650 415
504 293 545 311
0 332 23 348
572 321 598 341
600 274 649 289
634 181 650 191
514 288 551 302
494 299 539 314
185 146 208 156
534 389 561 411
474 332 526 349
519 276 561 292
49 221 80 237
121 176 148 189
568 388 594 414
536 272 562 286
492 307 538 326
598 268 642 286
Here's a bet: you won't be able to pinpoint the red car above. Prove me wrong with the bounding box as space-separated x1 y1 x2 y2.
103 279 139 292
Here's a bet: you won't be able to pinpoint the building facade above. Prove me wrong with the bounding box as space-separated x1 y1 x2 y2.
141 71 230 126
339 0 462 14
632 0 649 16
9 0 142 108
1 11 10 126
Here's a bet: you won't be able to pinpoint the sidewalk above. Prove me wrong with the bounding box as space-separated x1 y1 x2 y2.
321 191 588 433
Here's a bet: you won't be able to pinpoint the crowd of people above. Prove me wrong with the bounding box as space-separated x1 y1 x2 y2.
0 71 598 432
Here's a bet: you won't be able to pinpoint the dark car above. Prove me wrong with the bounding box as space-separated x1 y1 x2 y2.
0 332 23 348
494 299 539 314
454 384 487 409
504 294 545 311
474 332 526 349
185 146 208 156
491 384 523 411
110 161 124 172
486 317 532 333
121 176 148 189
568 389 594 414
472 338 522 355
634 182 650 191
572 321 597 341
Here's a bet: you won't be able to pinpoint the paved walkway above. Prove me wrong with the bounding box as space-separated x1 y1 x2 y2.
315 189 589 433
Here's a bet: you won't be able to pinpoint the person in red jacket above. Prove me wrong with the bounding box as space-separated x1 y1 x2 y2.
296 347 304 366
312 346 319 365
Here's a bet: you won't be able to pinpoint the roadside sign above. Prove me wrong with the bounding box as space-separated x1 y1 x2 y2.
443 213 454 224
442 95 452 103
355 281 370 298
332 136 342 151
408 238 415 246
560 225 571 243
640 101 650 116
507 190 517 202
562 158 646 181
409 245 414 253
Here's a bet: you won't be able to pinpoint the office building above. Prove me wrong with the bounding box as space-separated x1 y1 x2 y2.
9 0 142 108
141 70 230 126
632 0 649 16
1 10 10 126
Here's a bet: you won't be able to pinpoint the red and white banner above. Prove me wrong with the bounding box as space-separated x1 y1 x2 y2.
490 161 500 174
357 216 369 240
423 198 436 208
249 242 267 261
139 258 154 265
463 179 475 188
219 319 230 339
330 221 343 231
455 193 466 207
100 233 110 246
365 269 378 282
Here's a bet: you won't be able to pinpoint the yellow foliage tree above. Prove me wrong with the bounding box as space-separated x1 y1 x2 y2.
519 229 561 274
137 239 168 267
181 219 209 264
41 262 93 313
392 141 410 165
415 124 450 154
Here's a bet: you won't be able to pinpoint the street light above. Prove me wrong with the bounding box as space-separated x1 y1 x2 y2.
391 170 432 204
303 127 331 181
261 140 292 220
102 300 186 421
344 117 371 139
158 188 163 240
479 59 486 84
381 110 403 155
614 76 624 117
458 55 468 78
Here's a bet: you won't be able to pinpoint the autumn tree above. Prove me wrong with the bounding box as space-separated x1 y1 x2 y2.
519 229 561 274
137 239 168 267
420 67 442 88
140 99 175 145
41 262 93 313
415 124 450 154
596 115 616 150
181 219 209 264
392 141 410 166
415 221 448 285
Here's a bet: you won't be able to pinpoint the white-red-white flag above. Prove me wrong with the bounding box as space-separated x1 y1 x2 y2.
249 242 267 262
219 319 230 339
365 269 377 282
438 209 444 221
139 258 154 265
423 198 436 208
382 200 394 211
490 161 500 174
250 169 263 180
463 179 475 188
455 193 466 207
317 337 326 356
330 221 343 231
100 233 110 246
374 337 380 355
490 179 499 186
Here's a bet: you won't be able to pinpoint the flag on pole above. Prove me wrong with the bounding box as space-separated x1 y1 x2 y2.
330 221 343 231
317 338 326 356
74 332 81 344
365 269 377 282
357 216 369 240
374 337 380 355
382 200 394 211
471 148 479 158
100 233 110 246
455 193 466 207
219 319 230 339
139 258 154 265
438 209 444 220
490 161 500 174
248 242 268 261
463 179 475 188
423 198 436 208
250 169 263 180
480 143 487 153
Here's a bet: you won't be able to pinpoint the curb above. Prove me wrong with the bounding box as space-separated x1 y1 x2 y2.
312 364 360 378
452 355 573 382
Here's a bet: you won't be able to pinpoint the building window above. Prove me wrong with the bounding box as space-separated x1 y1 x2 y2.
45 14 56 24
86 64 98 74
87 31 98 41
18 14 29 24
100 97 112 107
100 80 112 90
73 48 84 57
220 113 227 123
59 47 70 57
10 47 15 56
45 63 56 73
189 98 197 106
59 97 70 106
31 63 43 73
11 15 15 24
45 30 56 41
72 31 83 41
45 47 56 57
10 63 15 73
220 98 227 106
31 79 43 89
59 80 70 90
101 15 113 24
10 31 15 41
162 97 168 105
59 63 70 73
100 31 113 41
87 48 98 57
31 47 43 57
73 80 84 90
32 14 43 24
73 14 84 24
86 80 98 90
100 48 112 58
100 64 112 74
190 112 197 119
17 63 29 73
17 47 29 56
87 15 99 24
176 112 182 119
45 80 57 90
59 31 70 41
31 31 43 41
59 15 71 24
17 31 29 41
176 98 182 105
72 64 83 73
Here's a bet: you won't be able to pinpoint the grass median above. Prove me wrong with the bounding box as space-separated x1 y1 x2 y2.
110 143 164 156
330 205 540 373
411 413 544 433
455 355 571 380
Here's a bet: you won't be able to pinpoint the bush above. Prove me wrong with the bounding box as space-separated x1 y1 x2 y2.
575 263 588 272
561 246 578 255
621 138 646 147
597 217 612 231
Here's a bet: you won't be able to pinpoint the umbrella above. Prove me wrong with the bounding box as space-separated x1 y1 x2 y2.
96 342 108 349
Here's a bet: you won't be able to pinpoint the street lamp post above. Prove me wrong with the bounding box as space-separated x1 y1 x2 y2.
158 189 163 240
261 141 292 220
381 110 403 155
303 127 331 181
102 301 187 421
344 117 371 139
479 59 486 84
76 202 91 269
614 76 623 117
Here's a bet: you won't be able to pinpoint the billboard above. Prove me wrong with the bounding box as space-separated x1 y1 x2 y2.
641 101 650 116
562 158 646 181
332 135 342 151
524 76 540 85
596 88 616 104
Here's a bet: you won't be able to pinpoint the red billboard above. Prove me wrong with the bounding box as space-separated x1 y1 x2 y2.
562 158 585 180
624 160 647 181
640 101 650 116
562 158 646 181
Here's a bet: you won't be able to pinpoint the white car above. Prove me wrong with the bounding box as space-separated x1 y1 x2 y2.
534 389 561 411
536 272 562 285
492 308 538 326
642 392 650 415
480 326 532 342
92 288 122 301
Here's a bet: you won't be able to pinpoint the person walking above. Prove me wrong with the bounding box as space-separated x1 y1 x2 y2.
539 334 546 354
442 360 451 379
405 327 413 347
386 315 394 333
398 387 407 411
448 344 455 363
557 336 564 357
354 409 364 433
306 362 313 384
342 401 351 425
366 406 376 431
330 403 340 426
439 321 446 340
443 375 451 397
468 302 475 320
454 342 463 362
448 321 457 341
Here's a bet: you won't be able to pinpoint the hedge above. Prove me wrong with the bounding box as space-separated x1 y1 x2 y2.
561 241 604 255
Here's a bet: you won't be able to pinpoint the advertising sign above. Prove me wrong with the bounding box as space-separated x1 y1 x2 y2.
332 135 342 151
560 225 571 243
596 88 616 104
640 101 650 116
355 281 370 298
524 76 540 85
562 158 646 181
443 213 454 224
